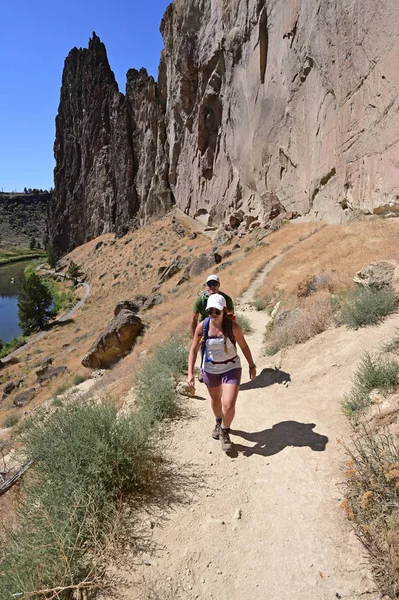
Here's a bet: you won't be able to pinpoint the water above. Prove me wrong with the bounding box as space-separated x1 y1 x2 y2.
0 261 32 343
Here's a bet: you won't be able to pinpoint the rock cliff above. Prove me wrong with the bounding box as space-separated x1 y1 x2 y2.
50 0 399 252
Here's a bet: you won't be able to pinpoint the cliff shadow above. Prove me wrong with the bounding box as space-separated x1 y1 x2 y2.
230 421 328 457
240 367 291 390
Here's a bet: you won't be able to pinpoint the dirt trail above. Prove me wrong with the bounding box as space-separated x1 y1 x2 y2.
112 258 398 600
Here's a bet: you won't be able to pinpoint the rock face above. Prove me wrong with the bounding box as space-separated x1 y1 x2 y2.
0 192 50 248
50 2 399 252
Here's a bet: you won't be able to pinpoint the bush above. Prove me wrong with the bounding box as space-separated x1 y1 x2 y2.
135 335 188 422
235 314 253 334
44 278 76 314
335 287 398 329
251 298 267 311
0 399 156 598
342 429 399 597
0 336 26 359
3 414 19 428
343 352 399 417
72 374 88 386
383 328 399 353
264 298 333 355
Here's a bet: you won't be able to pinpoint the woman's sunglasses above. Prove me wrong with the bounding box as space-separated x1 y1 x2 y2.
207 308 221 315
207 281 219 287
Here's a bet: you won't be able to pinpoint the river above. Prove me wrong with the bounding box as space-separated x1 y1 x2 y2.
0 261 32 343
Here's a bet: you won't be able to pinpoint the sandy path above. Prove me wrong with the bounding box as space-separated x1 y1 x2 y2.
111 259 398 600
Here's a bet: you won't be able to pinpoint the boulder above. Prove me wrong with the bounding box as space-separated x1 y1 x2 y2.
353 260 398 291
13 388 36 407
35 357 53 380
38 366 67 384
82 309 144 369
184 253 219 278
114 300 140 316
142 294 163 310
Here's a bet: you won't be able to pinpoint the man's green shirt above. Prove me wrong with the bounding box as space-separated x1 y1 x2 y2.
193 291 234 322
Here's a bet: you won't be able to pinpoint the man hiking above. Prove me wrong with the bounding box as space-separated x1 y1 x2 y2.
190 274 234 337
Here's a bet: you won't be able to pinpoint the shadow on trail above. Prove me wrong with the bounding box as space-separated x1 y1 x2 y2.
240 367 291 390
229 421 328 457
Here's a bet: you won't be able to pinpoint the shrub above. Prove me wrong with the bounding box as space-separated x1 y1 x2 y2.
3 414 19 428
342 429 399 597
135 335 188 422
235 314 253 334
342 352 399 417
0 399 156 598
0 336 26 359
251 298 267 311
264 298 333 355
44 278 76 314
335 287 398 329
72 374 88 386
383 328 399 353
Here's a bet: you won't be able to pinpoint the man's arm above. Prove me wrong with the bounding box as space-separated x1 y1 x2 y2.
190 312 199 338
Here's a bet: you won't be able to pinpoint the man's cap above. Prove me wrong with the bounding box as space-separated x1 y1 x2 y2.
206 274 220 284
206 293 226 311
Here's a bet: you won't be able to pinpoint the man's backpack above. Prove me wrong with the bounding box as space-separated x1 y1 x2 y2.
200 316 236 365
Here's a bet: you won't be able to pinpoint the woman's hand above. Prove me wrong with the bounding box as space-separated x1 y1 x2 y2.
249 366 256 380
187 374 195 388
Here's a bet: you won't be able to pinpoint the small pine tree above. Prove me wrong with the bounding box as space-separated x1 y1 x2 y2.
46 245 58 269
67 260 83 283
18 273 53 335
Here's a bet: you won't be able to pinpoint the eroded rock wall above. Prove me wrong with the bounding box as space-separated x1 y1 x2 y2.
163 0 399 225
50 1 399 251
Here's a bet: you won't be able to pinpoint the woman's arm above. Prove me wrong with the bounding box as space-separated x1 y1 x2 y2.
233 322 257 380
187 322 204 386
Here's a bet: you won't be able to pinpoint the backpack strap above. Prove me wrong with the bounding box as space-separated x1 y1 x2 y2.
225 315 236 346
200 317 210 366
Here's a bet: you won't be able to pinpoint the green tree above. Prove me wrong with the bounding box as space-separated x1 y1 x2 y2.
18 273 53 334
46 245 58 269
29 236 36 250
67 260 83 284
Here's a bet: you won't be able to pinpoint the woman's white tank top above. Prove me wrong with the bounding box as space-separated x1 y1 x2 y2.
202 335 241 374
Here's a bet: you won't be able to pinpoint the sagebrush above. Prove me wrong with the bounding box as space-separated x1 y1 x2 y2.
342 429 399 598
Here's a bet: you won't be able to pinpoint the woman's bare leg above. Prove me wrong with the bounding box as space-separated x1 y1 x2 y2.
221 383 240 428
207 384 222 418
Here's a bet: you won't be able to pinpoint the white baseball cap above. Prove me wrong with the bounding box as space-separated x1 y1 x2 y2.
206 293 226 311
206 274 220 284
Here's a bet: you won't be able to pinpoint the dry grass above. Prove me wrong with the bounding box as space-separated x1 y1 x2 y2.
264 294 334 355
257 219 399 304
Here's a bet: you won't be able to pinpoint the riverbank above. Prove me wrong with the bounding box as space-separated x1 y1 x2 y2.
0 249 47 266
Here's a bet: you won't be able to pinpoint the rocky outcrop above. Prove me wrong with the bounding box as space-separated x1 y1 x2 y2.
50 2 399 252
82 308 143 369
0 192 50 248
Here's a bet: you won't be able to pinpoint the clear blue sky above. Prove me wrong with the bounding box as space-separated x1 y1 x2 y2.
0 0 171 193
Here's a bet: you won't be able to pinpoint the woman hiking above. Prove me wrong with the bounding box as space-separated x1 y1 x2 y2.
187 293 256 452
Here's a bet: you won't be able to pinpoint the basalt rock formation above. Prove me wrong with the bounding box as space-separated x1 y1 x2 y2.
0 192 50 248
50 1 399 253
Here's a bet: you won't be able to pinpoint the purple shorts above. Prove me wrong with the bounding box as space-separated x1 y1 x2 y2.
201 368 242 388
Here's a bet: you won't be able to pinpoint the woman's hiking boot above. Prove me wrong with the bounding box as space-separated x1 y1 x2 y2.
212 419 222 440
220 427 232 452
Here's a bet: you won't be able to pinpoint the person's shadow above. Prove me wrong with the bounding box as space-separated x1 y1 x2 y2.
230 421 328 457
240 367 291 390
